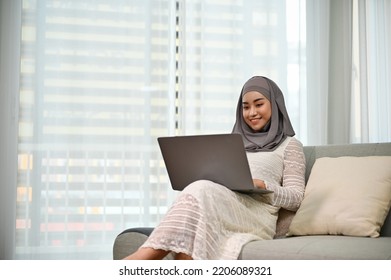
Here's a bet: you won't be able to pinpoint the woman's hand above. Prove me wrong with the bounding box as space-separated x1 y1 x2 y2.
253 179 266 190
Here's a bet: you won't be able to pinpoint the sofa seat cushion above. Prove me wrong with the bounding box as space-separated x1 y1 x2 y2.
239 235 391 260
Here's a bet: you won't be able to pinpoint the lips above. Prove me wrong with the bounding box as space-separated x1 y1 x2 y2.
250 118 262 123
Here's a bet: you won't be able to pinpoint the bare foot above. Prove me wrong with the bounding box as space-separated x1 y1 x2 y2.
123 247 169 260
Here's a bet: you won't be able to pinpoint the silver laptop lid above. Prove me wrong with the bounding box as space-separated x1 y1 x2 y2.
157 133 273 194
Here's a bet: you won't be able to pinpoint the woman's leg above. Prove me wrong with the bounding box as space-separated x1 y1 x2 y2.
123 247 169 260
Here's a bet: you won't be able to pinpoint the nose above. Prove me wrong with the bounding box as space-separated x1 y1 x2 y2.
249 106 257 116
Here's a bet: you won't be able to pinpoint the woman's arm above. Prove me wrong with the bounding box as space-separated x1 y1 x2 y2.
263 138 306 211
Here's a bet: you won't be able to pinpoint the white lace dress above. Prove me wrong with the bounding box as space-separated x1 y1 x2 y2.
141 137 306 259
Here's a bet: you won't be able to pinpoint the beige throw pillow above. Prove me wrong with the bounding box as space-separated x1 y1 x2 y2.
288 156 391 237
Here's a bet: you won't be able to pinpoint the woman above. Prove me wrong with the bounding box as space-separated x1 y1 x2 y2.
124 76 306 260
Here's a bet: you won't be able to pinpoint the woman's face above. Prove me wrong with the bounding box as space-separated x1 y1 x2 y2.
242 91 272 132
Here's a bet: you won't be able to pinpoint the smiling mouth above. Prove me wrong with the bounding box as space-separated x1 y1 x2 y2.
250 118 262 123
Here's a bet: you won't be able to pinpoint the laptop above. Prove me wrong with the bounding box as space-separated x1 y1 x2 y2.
157 133 273 194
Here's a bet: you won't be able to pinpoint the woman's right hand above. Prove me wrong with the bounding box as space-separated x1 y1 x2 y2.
253 179 266 190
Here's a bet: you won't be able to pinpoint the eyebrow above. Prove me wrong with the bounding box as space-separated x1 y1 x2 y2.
242 97 266 104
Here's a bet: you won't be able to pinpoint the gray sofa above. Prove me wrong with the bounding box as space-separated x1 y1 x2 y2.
113 142 391 260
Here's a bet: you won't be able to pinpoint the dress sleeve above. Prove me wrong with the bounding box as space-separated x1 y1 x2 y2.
265 137 306 211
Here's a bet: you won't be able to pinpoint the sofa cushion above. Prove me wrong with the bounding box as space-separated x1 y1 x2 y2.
239 236 391 259
287 156 391 238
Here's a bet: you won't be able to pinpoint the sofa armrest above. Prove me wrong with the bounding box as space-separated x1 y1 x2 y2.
118 227 154 237
113 227 154 260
